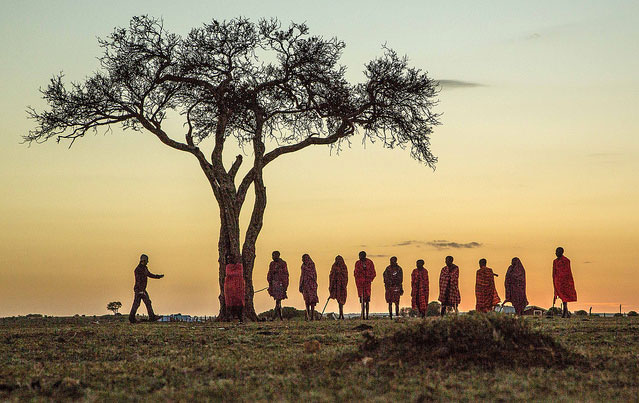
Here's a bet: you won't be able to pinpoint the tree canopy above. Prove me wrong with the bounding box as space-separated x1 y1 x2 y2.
26 16 440 178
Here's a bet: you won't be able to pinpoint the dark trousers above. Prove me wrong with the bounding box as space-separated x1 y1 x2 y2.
129 291 155 322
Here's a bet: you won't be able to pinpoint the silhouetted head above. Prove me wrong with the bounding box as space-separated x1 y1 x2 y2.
140 254 149 265
390 256 398 266
511 257 520 266
445 256 454 266
556 247 564 258
416 259 424 268
359 251 367 261
302 254 311 264
272 251 281 261
479 258 487 267
335 255 345 265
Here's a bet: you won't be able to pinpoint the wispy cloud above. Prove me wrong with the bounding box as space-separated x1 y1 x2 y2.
526 32 542 40
393 240 482 249
583 261 592 264
437 80 482 89
367 254 390 258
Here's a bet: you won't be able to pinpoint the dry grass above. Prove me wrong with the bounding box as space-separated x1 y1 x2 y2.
1 315 639 401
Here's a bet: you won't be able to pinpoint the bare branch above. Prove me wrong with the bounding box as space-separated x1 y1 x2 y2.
229 154 243 179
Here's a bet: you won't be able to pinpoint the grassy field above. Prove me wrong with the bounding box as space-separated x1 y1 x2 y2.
1 314 639 401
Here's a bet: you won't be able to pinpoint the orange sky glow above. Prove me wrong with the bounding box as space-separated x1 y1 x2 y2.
1 1 638 317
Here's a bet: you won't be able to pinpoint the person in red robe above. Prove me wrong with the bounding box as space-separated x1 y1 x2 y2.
329 255 348 319
383 256 403 319
354 251 376 320
475 258 500 313
504 257 528 315
299 254 319 321
438 256 461 316
224 254 245 322
267 251 289 321
553 247 577 318
411 259 429 318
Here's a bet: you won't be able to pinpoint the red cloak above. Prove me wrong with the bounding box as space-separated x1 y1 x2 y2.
329 257 348 305
505 258 528 314
411 267 429 313
224 263 245 307
475 266 500 313
438 264 461 306
354 258 376 302
299 256 319 305
267 260 289 300
553 256 577 302
383 265 403 304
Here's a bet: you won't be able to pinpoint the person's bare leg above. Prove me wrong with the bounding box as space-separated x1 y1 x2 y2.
365 301 370 320
310 305 315 321
361 298 365 320
440 305 446 317
339 304 344 319
238 307 244 323
277 300 283 321
388 303 393 319
454 305 459 315
395 303 400 317
563 302 568 318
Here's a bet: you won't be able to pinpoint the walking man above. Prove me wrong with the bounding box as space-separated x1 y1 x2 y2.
129 254 164 323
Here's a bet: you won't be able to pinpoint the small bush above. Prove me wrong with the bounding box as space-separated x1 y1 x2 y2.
627 311 638 317
614 313 623 317
575 310 588 316
427 301 441 317
545 307 563 317
360 314 580 368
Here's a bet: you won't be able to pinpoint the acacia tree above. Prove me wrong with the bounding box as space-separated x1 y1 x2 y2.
107 301 122 315
26 16 440 320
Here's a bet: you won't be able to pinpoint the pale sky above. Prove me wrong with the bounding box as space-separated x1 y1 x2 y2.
1 1 638 316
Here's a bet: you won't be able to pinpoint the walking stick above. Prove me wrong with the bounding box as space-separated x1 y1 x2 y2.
254 287 268 293
320 297 331 318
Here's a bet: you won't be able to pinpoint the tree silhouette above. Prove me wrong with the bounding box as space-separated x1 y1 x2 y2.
26 16 440 320
107 301 122 315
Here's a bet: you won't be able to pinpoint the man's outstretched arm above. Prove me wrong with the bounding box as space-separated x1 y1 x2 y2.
147 268 164 279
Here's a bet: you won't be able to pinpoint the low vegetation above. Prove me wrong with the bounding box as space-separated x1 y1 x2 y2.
1 314 639 400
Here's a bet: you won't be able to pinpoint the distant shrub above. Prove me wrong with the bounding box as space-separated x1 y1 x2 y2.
574 310 588 316
258 306 307 320
399 307 417 317
427 301 441 317
614 313 623 317
545 307 563 317
628 311 638 317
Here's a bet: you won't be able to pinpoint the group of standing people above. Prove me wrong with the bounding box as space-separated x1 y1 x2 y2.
127 247 578 323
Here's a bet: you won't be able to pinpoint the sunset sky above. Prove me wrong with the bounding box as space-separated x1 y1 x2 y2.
1 1 638 317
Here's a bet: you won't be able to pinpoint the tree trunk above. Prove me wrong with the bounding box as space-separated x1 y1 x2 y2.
214 181 265 322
